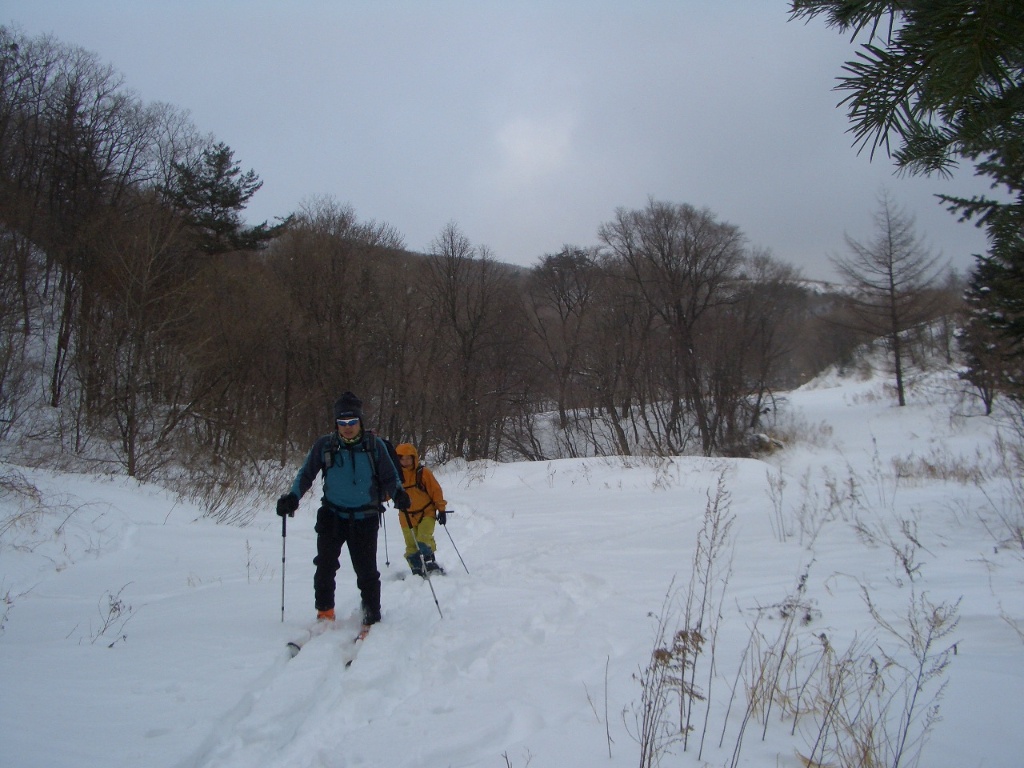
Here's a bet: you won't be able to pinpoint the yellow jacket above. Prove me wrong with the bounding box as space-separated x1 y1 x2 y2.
394 443 446 528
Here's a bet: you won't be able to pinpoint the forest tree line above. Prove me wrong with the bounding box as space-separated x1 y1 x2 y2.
0 26 969 492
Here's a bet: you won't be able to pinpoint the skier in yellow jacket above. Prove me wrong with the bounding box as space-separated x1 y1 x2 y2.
394 442 447 576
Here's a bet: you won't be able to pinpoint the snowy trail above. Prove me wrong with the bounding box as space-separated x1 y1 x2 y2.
223 455 768 766
178 614 365 768
172 480 681 768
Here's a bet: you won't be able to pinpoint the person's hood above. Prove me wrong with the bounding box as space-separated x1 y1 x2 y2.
395 442 419 470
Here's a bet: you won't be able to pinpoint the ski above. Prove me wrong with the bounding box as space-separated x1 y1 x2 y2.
286 611 371 658
285 618 335 658
344 624 372 668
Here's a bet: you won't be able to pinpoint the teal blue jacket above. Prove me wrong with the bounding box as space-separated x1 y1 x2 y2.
291 432 398 512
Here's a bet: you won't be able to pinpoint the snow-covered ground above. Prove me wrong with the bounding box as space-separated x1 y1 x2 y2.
2 364 1022 767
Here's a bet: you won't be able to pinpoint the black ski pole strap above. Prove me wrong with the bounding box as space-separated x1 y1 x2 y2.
404 500 435 516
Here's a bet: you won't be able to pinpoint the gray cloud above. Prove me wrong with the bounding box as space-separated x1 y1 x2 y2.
10 0 992 279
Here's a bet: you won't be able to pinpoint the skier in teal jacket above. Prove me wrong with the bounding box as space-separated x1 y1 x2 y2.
277 391 409 627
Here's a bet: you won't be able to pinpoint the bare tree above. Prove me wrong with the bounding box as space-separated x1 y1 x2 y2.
0 29 176 415
589 261 657 456
253 197 406 456
426 223 524 460
721 252 804 441
88 194 195 478
831 191 949 406
523 246 604 430
599 199 746 455
0 231 34 437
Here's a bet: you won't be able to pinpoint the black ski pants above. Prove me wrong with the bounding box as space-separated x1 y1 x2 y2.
313 506 380 614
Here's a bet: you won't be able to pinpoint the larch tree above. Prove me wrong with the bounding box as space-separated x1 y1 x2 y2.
831 191 948 406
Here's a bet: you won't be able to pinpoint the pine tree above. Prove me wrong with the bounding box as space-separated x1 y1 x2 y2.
162 141 288 255
790 1 1024 401
962 245 1024 404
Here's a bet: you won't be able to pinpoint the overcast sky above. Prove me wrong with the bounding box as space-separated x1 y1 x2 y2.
8 1 994 280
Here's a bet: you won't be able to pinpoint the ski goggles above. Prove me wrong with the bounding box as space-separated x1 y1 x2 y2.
335 417 360 427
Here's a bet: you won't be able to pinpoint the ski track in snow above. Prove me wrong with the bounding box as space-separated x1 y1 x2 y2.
174 503 629 768
181 615 364 768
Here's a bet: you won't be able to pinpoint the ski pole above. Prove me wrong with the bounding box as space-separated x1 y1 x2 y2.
439 510 469 574
381 509 390 567
281 513 287 622
403 509 443 619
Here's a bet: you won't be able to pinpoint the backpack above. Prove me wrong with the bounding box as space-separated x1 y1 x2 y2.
379 435 401 476
402 464 428 492
320 432 376 468
320 430 397 471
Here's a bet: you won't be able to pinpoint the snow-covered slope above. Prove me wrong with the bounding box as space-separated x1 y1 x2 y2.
2 365 1021 767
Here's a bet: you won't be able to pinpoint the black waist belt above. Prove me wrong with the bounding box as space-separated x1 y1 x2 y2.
327 503 379 520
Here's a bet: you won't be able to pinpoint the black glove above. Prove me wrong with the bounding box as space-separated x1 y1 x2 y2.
437 509 447 526
276 493 299 517
392 487 411 511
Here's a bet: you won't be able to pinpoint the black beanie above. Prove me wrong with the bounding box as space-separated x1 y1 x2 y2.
333 391 363 421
